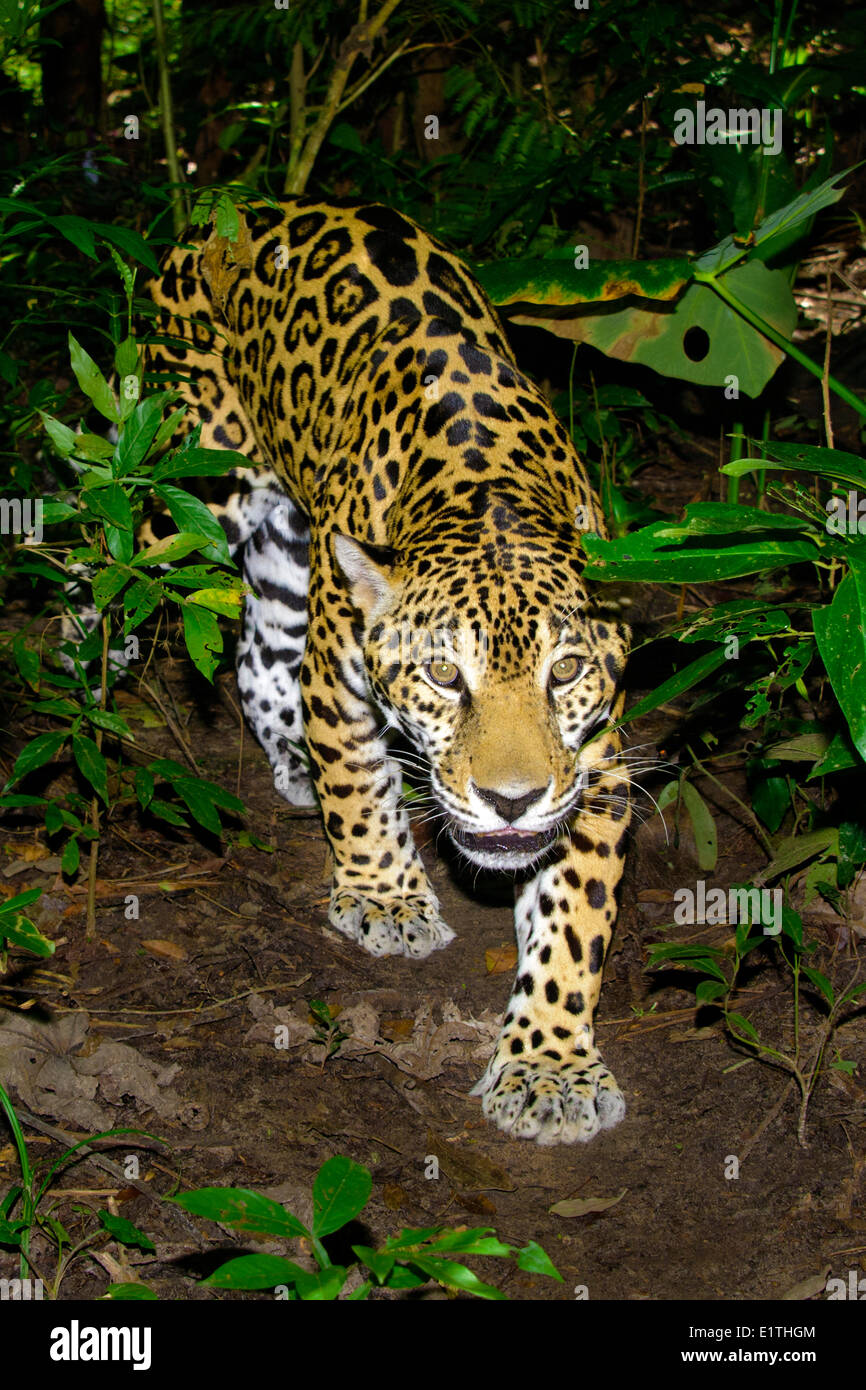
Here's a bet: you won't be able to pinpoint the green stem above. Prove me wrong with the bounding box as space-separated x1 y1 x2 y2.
151 0 188 235
0 1082 34 1279
694 270 866 421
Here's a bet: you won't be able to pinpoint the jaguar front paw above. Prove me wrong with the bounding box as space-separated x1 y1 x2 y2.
327 888 456 959
471 1046 625 1145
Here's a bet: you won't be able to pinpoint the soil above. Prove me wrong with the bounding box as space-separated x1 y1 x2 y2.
1 319 865 1305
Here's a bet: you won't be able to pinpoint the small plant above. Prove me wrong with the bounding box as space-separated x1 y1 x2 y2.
0 887 53 972
167 1155 562 1300
1 250 255 933
0 1080 155 1299
308 998 349 1064
648 905 865 1143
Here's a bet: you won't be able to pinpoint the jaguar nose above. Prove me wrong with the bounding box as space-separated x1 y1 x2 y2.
473 784 547 823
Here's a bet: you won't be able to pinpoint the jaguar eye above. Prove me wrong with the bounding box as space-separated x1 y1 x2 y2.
550 655 583 687
426 659 461 688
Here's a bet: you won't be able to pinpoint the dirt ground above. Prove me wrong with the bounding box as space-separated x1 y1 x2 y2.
2 343 865 1304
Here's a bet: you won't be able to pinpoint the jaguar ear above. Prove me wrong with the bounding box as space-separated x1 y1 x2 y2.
332 533 400 620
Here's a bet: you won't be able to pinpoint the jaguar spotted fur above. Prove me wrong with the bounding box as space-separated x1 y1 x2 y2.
148 197 631 1145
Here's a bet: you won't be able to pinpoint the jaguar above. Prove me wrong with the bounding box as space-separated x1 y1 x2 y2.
147 197 631 1145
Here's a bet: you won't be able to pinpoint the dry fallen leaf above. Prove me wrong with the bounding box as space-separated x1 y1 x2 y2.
550 1189 628 1218
781 1267 831 1300
141 938 188 961
485 943 518 974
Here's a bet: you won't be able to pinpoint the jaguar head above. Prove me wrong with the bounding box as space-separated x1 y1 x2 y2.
334 530 626 871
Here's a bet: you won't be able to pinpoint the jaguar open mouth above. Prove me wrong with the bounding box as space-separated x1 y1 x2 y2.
450 826 558 858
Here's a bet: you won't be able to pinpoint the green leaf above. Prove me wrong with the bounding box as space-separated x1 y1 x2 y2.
515 1240 563 1281
515 260 794 397
312 1156 372 1238
114 337 139 378
478 253 691 309
0 887 44 913
91 565 129 609
38 411 78 459
86 709 132 739
801 967 834 1009
182 604 223 681
171 778 223 834
169 1187 309 1239
74 433 116 462
727 1012 759 1044
61 836 80 876
94 223 160 275
0 910 54 958
722 441 866 490
84 482 133 532
12 636 39 689
214 195 240 242
7 730 68 786
405 1255 506 1300
151 447 250 482
187 587 244 618
813 567 866 758
106 523 134 564
294 1266 347 1300
838 820 866 890
696 979 728 1004
154 484 230 562
583 519 815 583
54 214 97 259
115 395 167 473
652 502 807 538
352 1245 396 1283
146 799 188 827
135 767 155 810
40 500 78 525
678 781 717 872
68 333 118 423
761 827 837 880
97 1210 155 1252
131 533 211 567
72 735 109 803
202 1254 312 1291
619 648 730 726
124 577 163 633
104 1284 158 1301
808 730 863 780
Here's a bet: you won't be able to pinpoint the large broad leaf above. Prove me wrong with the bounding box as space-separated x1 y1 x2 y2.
151 447 251 482
182 603 222 681
68 334 118 423
170 1187 309 1238
583 512 816 583
154 483 231 563
312 1157 372 1239
477 255 691 309
508 259 795 397
619 647 730 726
812 562 866 759
114 395 169 474
722 441 866 490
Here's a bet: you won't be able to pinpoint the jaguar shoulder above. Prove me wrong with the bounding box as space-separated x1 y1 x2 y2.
148 196 632 1145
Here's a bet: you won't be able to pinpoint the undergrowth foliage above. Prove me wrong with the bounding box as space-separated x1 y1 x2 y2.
1 251 251 935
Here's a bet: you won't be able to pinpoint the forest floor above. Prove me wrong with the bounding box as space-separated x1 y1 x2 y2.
1 337 865 1304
